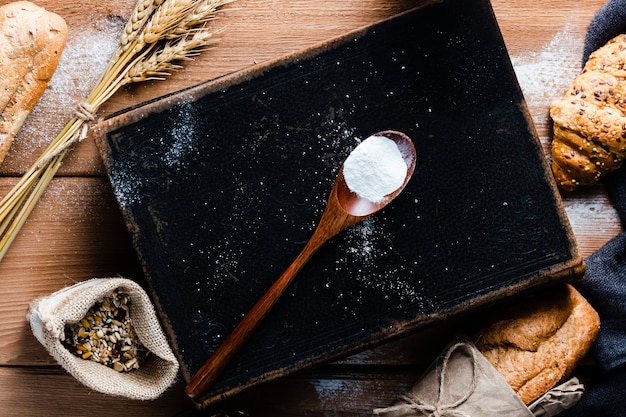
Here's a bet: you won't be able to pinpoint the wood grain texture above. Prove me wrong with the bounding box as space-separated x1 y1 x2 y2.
0 367 193 417
0 177 143 366
0 0 620 415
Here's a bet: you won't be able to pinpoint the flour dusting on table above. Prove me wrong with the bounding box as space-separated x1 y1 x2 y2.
14 19 123 153
511 25 583 119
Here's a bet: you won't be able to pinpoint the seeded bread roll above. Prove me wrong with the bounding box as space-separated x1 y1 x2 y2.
549 34 626 190
0 1 67 165
473 284 600 405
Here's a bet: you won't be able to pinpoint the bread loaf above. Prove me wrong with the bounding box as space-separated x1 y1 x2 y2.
473 284 600 405
0 1 67 164
550 34 626 190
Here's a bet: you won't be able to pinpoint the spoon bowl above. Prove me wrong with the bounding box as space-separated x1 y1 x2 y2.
186 130 416 401
335 130 416 217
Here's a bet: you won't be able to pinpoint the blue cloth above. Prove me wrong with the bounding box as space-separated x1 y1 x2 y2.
562 4 626 414
583 0 626 64
564 205 626 415
563 366 626 416
564 4 626 413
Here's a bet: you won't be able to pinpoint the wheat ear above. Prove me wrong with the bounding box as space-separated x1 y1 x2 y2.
0 0 235 261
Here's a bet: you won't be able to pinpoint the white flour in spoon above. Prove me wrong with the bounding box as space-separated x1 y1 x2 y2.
342 135 407 203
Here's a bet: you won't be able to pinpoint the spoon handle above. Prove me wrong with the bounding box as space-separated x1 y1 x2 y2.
185 240 318 400
185 180 365 401
185 196 356 400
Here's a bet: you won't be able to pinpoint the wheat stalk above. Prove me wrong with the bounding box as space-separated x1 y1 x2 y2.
0 0 235 261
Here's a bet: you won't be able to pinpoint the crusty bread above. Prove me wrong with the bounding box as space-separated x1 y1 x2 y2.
473 284 600 405
550 34 626 190
0 1 67 164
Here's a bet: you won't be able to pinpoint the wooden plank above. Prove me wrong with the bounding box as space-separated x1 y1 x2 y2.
219 367 425 417
0 177 142 366
564 187 622 257
0 367 194 417
0 365 430 417
493 1 597 55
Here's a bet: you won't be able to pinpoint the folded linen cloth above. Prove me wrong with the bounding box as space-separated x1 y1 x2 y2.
563 3 626 415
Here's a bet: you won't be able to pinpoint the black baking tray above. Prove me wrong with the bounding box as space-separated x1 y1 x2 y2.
95 0 584 407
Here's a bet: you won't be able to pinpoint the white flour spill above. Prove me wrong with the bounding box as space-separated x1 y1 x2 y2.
510 24 583 125
564 196 621 235
109 102 200 210
162 102 199 169
345 219 377 263
339 217 427 306
13 19 123 153
108 157 142 210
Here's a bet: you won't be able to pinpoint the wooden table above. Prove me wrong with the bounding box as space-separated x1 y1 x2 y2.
0 0 620 415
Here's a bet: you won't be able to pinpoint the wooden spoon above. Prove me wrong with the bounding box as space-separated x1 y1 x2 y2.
185 130 416 401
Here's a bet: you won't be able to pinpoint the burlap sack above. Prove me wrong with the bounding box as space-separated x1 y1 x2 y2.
27 277 179 400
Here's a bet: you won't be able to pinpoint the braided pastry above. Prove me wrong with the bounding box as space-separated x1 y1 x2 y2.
550 34 626 190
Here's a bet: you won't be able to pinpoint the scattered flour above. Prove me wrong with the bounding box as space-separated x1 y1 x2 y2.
162 102 199 169
13 18 123 154
108 102 200 210
108 154 142 210
345 218 377 263
509 23 615 234
510 24 584 123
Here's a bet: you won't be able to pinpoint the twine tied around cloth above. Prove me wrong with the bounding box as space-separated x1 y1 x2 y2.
373 342 479 417
36 102 97 169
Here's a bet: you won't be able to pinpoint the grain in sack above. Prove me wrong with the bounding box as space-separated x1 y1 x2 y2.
27 277 179 400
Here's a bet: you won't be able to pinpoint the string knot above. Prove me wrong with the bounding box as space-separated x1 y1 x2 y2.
72 102 97 145
35 102 97 169
75 102 96 122
373 342 478 417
